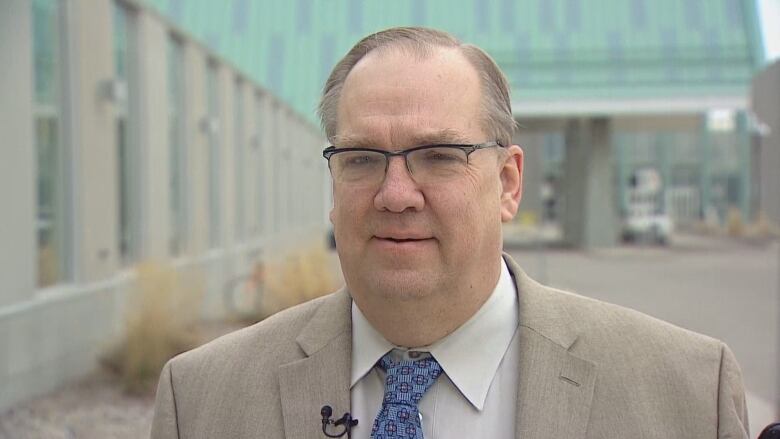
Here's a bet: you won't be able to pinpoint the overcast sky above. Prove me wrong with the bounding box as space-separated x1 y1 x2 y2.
759 0 780 62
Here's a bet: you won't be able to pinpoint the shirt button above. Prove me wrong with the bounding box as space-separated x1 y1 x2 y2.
409 351 421 359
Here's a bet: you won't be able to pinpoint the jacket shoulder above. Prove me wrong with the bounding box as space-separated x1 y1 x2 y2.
535 286 746 437
168 292 335 379
549 286 721 354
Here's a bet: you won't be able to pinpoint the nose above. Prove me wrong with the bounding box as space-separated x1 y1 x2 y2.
373 156 425 213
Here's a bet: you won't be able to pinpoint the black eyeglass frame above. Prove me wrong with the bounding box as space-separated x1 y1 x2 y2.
321 141 503 174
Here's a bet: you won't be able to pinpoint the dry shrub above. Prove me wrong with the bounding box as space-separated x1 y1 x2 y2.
726 207 744 236
260 245 338 316
103 262 203 394
517 210 539 226
223 262 268 324
744 212 780 239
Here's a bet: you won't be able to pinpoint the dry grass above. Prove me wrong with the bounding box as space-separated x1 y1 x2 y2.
102 245 338 392
693 208 780 240
726 207 744 236
743 211 780 239
259 245 338 318
102 262 203 394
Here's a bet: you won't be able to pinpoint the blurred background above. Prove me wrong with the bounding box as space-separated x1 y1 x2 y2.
0 0 779 437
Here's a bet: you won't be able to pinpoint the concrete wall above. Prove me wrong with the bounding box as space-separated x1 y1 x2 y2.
0 279 130 411
0 0 36 308
0 0 329 413
136 9 170 261
183 42 209 255
751 61 780 225
71 0 120 282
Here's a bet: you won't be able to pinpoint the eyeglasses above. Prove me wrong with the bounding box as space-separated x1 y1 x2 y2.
322 141 502 187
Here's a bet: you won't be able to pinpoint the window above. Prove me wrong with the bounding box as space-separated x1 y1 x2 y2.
114 2 139 264
271 104 283 234
206 60 221 248
33 0 69 287
234 78 245 240
168 35 187 255
255 92 266 235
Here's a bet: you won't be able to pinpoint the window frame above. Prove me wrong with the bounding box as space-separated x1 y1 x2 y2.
167 33 188 256
32 0 73 288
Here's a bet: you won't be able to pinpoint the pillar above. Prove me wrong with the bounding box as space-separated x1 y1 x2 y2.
562 117 618 248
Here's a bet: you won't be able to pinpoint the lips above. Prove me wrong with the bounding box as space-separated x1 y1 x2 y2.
374 234 433 242
373 232 436 245
381 237 428 243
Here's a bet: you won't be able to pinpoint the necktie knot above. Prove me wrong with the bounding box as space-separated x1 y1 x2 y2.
371 353 442 439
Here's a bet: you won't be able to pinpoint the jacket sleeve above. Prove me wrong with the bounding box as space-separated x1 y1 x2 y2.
150 360 180 439
717 343 749 439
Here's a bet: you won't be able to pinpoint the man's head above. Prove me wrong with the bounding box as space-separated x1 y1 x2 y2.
320 27 523 345
319 27 517 147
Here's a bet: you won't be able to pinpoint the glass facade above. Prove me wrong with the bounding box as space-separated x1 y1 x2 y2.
33 0 68 287
168 35 187 255
234 78 245 240
255 92 265 235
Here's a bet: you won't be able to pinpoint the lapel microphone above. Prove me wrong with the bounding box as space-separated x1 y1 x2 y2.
320 405 358 438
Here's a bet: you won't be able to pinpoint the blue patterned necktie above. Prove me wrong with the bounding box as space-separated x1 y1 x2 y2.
370 353 443 439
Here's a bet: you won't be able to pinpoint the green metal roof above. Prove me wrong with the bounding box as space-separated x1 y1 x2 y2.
140 0 765 121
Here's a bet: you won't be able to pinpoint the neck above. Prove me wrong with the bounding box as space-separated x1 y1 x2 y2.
354 258 502 348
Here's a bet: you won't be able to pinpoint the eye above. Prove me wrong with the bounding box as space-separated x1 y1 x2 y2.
420 148 464 163
341 151 382 167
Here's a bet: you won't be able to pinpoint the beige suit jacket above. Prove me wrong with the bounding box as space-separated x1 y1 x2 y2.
150 255 749 438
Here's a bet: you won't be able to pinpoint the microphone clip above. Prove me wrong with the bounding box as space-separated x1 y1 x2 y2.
320 405 358 438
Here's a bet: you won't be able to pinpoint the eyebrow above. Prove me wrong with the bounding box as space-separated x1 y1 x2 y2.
331 129 474 148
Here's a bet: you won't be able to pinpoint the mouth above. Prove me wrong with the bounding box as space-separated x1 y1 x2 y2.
371 235 435 256
379 237 431 243
373 235 436 247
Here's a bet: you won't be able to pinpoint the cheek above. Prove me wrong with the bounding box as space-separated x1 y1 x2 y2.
432 189 480 238
331 186 371 234
435 179 501 241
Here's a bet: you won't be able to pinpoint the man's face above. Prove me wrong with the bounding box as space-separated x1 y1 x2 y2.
330 47 521 308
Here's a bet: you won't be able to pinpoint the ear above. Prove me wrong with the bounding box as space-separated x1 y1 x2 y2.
499 145 523 222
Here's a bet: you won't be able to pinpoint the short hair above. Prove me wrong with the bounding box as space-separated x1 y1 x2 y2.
318 27 517 146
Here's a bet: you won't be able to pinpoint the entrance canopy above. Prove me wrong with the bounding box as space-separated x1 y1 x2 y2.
141 0 766 122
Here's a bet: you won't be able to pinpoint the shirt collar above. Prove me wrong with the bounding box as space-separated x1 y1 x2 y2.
351 258 519 411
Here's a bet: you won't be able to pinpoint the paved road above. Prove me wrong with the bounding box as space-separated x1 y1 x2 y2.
507 234 779 432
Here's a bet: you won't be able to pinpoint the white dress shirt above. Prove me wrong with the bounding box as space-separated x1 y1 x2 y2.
350 259 520 439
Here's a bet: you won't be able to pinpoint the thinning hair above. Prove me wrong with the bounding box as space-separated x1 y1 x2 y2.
318 27 517 147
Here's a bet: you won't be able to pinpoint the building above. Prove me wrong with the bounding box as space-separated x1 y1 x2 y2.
140 0 764 247
0 0 768 412
0 0 328 412
751 60 780 226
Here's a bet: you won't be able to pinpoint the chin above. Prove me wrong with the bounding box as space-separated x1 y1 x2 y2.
362 267 438 302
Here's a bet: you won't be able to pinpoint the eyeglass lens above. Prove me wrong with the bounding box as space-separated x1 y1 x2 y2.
330 147 469 185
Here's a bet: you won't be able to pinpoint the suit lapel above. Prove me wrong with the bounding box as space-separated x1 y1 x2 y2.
514 327 596 438
278 289 353 439
504 255 597 439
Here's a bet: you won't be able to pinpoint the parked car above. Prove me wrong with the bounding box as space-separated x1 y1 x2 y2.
621 168 673 245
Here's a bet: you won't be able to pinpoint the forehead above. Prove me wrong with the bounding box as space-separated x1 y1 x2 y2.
335 46 484 147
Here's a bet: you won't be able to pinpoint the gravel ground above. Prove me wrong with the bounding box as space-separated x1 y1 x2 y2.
0 321 247 439
0 371 155 439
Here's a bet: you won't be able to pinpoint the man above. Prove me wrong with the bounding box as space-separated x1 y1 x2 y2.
151 27 749 438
